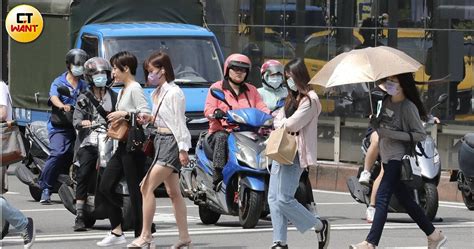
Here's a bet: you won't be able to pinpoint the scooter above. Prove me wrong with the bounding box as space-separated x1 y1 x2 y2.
14 121 74 201
347 93 448 221
180 88 274 228
57 121 134 229
454 133 474 210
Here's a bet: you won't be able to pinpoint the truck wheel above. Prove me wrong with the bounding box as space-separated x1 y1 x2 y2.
239 189 264 228
29 185 42 202
121 196 133 231
419 182 439 221
462 192 474 210
199 205 220 225
1 221 9 239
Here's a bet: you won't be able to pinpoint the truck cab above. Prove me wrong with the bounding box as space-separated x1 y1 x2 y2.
77 23 224 141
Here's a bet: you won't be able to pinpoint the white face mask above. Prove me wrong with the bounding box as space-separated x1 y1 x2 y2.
92 73 108 87
266 75 283 89
383 80 401 96
286 77 298 92
71 65 84 77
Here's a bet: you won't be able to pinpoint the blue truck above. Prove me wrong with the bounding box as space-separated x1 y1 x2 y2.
8 0 224 142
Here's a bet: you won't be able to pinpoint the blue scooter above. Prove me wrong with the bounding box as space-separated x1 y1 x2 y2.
180 88 273 228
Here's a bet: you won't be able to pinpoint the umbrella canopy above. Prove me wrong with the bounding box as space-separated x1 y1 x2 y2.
309 46 422 88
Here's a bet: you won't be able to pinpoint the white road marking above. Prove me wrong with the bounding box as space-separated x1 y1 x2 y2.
20 205 198 212
3 222 473 243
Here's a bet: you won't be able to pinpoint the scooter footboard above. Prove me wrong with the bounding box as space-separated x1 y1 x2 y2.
346 176 370 204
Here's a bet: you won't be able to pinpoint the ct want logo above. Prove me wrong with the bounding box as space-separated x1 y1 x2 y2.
6 5 44 43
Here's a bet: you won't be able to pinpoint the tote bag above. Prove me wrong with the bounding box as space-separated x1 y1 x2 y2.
265 126 297 165
1 121 27 166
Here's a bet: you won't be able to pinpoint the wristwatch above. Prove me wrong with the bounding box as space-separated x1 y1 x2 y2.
124 113 131 121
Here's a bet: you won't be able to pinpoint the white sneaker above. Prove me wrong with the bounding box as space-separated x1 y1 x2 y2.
366 206 375 223
359 171 371 185
96 231 126 247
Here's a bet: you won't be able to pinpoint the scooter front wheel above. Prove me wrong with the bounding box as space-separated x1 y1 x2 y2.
239 189 264 229
419 182 439 221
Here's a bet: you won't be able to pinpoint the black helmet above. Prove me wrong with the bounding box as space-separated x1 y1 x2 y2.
66 48 89 66
84 57 112 87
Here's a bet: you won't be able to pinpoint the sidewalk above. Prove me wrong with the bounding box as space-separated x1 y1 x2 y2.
310 161 463 203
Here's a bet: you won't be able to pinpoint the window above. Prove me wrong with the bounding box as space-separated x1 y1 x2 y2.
80 34 99 58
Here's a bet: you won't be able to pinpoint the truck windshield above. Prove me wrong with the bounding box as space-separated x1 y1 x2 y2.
104 37 223 86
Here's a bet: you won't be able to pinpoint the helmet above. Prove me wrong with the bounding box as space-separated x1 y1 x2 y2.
84 57 112 86
223 53 251 81
260 60 284 76
66 48 89 66
261 60 284 89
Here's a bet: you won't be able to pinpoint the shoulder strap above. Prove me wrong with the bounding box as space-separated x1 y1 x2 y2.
151 89 170 125
84 91 108 121
6 89 15 120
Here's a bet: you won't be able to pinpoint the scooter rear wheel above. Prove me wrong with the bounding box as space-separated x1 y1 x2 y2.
462 192 474 210
29 185 42 202
198 205 220 225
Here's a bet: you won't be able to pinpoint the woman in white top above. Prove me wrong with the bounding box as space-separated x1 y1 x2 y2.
128 52 192 248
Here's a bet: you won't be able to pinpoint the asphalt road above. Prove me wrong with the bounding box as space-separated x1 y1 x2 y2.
1 164 473 249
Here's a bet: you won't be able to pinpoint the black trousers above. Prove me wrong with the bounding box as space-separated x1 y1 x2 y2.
75 146 98 200
207 130 229 170
98 143 146 237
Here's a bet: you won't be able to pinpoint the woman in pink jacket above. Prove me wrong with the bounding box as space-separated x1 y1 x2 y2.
268 58 329 249
204 54 269 190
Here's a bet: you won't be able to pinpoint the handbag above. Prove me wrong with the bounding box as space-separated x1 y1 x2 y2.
265 125 297 165
107 119 129 141
1 121 27 166
50 105 74 128
400 132 423 189
126 112 146 152
142 89 170 157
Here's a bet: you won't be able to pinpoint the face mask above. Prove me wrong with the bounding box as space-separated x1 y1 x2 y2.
383 80 401 96
92 74 108 87
286 77 298 92
147 71 162 86
71 65 84 77
266 75 283 89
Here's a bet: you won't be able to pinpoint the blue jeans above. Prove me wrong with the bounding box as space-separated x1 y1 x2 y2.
39 129 75 190
1 197 28 231
268 156 319 244
366 160 435 245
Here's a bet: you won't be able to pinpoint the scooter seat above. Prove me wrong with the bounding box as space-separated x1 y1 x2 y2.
202 133 214 162
29 121 49 147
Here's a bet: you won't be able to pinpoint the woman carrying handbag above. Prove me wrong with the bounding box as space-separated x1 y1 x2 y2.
268 58 330 249
96 51 151 247
128 52 192 248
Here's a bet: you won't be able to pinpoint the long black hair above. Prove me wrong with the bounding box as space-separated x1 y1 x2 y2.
396 73 427 121
283 58 311 117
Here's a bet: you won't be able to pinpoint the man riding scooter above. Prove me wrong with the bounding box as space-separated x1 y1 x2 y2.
204 53 269 190
72 57 117 231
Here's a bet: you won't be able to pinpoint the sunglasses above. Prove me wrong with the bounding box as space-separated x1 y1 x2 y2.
229 66 248 73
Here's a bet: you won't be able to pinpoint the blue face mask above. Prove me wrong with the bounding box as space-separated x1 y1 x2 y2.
71 65 84 77
92 74 108 87
286 77 298 92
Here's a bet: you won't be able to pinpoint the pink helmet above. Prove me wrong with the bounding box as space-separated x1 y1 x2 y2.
260 60 284 76
223 53 251 80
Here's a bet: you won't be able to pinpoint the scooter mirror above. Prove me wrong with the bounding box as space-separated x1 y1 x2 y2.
57 86 71 97
437 93 448 104
210 88 232 109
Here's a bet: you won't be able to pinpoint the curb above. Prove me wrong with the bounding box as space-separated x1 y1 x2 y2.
309 162 464 203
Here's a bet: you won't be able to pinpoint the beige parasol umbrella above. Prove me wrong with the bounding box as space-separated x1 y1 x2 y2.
309 46 422 88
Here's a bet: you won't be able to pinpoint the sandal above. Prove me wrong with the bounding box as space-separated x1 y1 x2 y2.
127 236 154 248
171 239 192 249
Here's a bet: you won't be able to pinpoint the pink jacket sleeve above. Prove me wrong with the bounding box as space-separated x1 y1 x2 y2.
204 82 221 118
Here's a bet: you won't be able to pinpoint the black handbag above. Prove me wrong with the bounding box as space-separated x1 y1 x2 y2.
400 132 423 189
50 105 74 128
126 112 146 153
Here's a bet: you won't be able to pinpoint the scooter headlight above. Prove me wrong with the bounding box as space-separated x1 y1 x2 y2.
263 118 273 127
433 153 440 165
230 113 246 124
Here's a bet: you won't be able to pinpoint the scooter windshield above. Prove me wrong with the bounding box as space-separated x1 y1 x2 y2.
226 108 273 128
